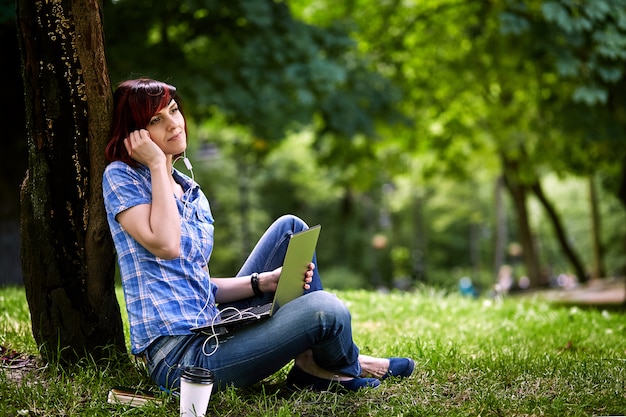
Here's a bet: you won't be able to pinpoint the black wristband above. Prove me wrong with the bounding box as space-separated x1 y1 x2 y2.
251 272 263 297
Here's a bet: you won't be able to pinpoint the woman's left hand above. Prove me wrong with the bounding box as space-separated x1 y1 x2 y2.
303 262 315 291
259 262 315 292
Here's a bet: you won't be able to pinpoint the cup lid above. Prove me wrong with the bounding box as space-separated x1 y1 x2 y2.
181 366 214 384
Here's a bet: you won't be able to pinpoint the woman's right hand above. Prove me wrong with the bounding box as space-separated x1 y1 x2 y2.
116 129 181 260
124 129 166 168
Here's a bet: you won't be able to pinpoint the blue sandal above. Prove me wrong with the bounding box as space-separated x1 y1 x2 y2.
382 357 415 380
286 365 381 392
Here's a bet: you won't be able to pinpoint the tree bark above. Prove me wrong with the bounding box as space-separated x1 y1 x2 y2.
617 157 626 306
493 175 507 282
530 180 587 283
501 154 543 287
588 175 606 280
17 0 125 363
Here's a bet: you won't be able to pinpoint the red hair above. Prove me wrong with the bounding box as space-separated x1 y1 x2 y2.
105 78 185 165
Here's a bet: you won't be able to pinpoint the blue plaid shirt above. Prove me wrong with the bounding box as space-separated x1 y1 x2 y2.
103 161 219 355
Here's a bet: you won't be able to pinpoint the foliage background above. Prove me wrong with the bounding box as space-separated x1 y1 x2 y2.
102 0 626 291
2 0 626 292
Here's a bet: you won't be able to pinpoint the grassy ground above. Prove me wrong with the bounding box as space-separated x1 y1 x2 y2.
1 285 625 416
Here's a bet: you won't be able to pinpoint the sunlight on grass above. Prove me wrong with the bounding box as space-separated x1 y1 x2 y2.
2 285 626 416
0 287 36 353
115 286 132 352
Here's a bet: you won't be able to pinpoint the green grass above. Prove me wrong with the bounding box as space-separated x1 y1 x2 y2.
1 285 626 416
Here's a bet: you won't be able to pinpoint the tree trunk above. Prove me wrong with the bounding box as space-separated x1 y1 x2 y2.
530 180 588 283
411 193 426 283
493 175 507 283
501 155 543 287
618 156 626 306
620 157 626 210
17 0 125 363
588 175 606 280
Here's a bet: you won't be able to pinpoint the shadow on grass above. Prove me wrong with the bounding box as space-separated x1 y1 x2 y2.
548 300 626 313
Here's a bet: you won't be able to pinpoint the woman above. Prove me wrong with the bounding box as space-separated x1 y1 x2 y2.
102 78 414 393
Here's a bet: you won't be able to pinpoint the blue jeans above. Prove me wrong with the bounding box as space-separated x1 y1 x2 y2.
143 215 361 391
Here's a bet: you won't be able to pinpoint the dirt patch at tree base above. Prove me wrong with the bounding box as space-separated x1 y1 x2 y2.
0 346 42 385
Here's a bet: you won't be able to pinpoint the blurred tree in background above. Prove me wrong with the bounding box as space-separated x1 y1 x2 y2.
1 0 27 286
5 0 626 318
102 0 410 287
287 0 626 289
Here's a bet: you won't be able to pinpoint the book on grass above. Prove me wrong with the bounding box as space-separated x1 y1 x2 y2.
107 386 164 407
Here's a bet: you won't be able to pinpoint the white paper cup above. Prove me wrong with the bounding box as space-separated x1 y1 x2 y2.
180 366 214 417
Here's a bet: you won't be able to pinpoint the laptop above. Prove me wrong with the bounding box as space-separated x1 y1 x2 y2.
190 225 321 334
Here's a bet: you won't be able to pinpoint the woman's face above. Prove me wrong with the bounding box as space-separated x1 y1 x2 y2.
145 99 187 156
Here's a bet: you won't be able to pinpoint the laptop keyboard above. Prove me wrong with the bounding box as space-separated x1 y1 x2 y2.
246 303 271 316
220 303 271 320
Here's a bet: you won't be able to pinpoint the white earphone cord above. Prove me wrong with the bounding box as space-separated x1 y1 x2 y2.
174 154 262 357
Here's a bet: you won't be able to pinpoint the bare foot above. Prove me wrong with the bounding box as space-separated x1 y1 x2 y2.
358 355 390 378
